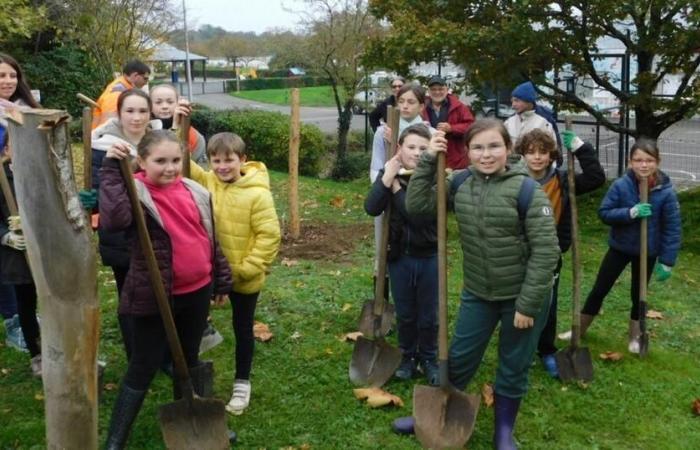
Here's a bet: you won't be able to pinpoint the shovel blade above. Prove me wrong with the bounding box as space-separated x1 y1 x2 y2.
638 333 649 358
348 336 401 387
357 300 395 337
413 384 480 450
555 346 594 383
158 396 229 450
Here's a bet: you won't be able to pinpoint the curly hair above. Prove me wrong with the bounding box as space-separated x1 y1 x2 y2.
514 129 559 164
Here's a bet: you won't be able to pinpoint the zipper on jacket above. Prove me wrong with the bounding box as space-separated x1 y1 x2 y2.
478 176 492 298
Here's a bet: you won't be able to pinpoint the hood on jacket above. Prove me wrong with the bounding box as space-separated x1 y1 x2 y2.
512 81 537 105
236 161 271 189
91 118 162 154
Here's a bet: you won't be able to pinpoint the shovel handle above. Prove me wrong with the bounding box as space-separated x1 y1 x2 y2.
77 93 99 109
82 107 93 191
436 151 448 367
118 158 195 400
639 176 649 353
177 114 191 179
565 117 583 348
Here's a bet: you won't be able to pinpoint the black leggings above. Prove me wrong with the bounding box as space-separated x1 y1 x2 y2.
123 283 211 390
230 291 259 380
111 266 133 360
15 283 39 357
581 247 655 321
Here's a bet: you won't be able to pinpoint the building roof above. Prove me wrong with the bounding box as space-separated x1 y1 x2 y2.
151 43 207 62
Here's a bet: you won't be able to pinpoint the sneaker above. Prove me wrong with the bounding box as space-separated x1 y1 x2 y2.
226 379 251 416
628 338 641 354
420 359 440 386
392 416 415 435
4 315 28 353
199 324 224 354
394 357 417 381
558 330 572 341
541 354 560 379
30 354 42 378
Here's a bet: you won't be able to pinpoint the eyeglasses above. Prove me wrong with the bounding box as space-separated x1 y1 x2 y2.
391 84 403 89
468 142 506 154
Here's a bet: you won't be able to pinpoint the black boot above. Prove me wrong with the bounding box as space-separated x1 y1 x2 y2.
173 360 213 400
493 393 521 450
105 384 147 450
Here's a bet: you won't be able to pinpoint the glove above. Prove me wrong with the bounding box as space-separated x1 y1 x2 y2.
630 203 652 219
561 130 584 152
655 264 672 282
7 215 21 232
1 231 26 251
79 189 98 209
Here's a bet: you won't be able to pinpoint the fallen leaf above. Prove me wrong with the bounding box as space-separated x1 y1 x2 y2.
1 368 9 375
324 347 334 355
599 351 624 361
299 444 311 450
281 257 299 267
339 331 363 342
329 196 346 208
481 383 494 407
105 383 117 391
692 398 700 416
34 392 44 401
294 280 305 288
341 303 352 312
353 387 404 408
253 321 274 342
646 310 664 320
290 331 302 340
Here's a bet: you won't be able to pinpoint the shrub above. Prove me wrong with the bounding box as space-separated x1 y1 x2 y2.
191 109 324 176
331 151 371 181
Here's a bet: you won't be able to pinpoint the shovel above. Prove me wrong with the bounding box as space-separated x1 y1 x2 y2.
118 159 229 449
413 150 480 450
556 117 594 383
357 106 400 337
349 107 402 387
638 176 650 357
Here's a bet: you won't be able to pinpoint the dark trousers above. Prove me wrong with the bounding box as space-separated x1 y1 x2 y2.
388 254 438 363
123 283 211 390
229 291 259 380
0 283 17 319
537 257 563 356
15 283 40 356
581 247 655 320
449 289 551 399
111 265 134 360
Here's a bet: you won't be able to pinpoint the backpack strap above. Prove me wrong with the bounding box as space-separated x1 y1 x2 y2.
517 176 537 240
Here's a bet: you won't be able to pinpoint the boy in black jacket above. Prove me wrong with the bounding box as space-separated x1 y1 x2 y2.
364 124 438 385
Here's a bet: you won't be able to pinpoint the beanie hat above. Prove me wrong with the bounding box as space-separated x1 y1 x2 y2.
511 81 537 105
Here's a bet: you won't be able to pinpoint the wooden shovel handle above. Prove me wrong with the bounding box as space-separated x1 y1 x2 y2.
76 93 99 109
178 115 191 178
118 158 195 399
639 177 648 337
565 117 583 348
436 151 447 363
82 107 93 191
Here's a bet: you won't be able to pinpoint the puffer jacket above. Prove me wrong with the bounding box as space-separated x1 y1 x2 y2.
99 157 232 316
0 162 32 285
189 160 280 294
406 152 560 317
599 169 681 266
365 170 437 261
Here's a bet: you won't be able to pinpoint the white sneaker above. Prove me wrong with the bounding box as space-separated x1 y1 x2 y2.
30 354 42 378
558 330 572 341
225 379 251 416
199 324 224 354
628 338 640 354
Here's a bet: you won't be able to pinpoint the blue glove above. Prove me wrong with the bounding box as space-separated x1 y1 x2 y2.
655 264 672 282
79 189 98 209
630 203 652 219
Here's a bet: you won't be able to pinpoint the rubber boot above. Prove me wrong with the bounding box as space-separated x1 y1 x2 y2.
558 313 595 341
173 360 214 400
105 384 147 450
628 320 641 354
493 394 521 450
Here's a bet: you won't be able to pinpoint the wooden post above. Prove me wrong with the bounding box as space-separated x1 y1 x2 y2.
288 88 300 239
6 109 99 449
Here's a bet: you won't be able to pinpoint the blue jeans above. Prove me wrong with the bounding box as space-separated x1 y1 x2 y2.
388 254 438 363
449 289 551 398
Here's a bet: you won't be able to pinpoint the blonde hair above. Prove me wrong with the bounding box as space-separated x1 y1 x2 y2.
207 132 246 158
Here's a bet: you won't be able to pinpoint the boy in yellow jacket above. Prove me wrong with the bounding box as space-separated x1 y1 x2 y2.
189 132 281 415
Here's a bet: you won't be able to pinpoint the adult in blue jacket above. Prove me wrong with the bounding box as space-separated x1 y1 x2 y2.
576 138 681 354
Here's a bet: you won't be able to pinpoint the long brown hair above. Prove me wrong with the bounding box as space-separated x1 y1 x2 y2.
0 53 40 108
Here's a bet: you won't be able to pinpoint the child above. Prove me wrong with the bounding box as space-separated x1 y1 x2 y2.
188 132 280 416
504 81 558 148
396 119 560 448
99 130 233 448
149 84 208 167
514 128 605 377
575 138 681 353
364 124 438 385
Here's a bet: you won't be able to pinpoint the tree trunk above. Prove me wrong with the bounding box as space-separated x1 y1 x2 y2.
6 109 99 449
336 100 353 162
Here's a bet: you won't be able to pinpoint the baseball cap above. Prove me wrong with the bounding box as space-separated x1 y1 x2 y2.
427 75 447 86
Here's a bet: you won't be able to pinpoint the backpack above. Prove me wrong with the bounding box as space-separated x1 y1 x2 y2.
449 169 537 239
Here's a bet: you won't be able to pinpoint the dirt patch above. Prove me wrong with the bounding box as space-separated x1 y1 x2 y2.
280 222 373 262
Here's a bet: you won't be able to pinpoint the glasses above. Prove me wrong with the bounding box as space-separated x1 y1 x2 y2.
391 84 403 89
468 142 506 154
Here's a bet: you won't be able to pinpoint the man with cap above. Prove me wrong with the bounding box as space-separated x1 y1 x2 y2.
421 75 475 170
504 81 559 147
92 59 151 129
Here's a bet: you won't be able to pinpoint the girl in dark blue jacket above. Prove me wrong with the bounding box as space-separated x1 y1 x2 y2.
577 138 681 353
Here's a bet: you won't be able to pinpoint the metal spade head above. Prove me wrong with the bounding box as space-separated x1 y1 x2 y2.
413 384 480 450
158 396 230 450
357 300 395 338
348 335 401 387
555 346 594 383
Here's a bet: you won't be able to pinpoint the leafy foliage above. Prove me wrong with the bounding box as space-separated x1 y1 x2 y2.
0 0 45 45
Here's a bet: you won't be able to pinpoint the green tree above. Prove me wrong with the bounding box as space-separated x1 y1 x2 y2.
0 0 45 46
368 0 700 139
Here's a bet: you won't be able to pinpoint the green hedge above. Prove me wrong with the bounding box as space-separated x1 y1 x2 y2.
190 109 325 176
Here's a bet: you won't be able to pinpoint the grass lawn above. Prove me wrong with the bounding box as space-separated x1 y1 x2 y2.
1 164 700 449
230 86 342 107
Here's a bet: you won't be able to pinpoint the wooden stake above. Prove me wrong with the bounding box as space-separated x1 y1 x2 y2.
288 88 301 239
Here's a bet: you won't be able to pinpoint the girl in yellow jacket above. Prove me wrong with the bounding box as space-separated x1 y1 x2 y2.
189 132 281 415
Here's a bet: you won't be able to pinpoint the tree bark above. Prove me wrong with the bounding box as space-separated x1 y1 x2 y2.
6 108 99 450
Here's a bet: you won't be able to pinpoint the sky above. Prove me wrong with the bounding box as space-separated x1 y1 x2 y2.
186 0 307 34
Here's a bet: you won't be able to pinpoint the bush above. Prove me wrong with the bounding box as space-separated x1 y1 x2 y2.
331 151 371 181
191 109 325 176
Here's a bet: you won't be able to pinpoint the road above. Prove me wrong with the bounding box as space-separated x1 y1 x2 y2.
192 92 367 133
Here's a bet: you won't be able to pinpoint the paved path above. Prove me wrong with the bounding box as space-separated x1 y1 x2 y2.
192 93 367 133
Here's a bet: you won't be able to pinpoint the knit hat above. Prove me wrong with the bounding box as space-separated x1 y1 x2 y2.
511 81 537 104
